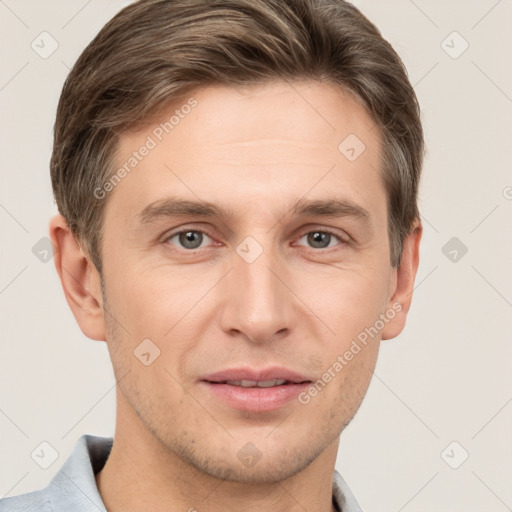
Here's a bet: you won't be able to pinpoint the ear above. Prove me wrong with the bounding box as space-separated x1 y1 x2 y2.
49 214 106 341
381 220 422 340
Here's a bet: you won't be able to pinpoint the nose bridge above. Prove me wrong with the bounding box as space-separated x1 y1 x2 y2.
220 238 293 343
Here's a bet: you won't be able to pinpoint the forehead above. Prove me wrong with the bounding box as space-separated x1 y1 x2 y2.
105 80 384 229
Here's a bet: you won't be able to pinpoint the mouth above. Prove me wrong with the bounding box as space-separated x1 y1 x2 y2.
209 379 304 388
200 367 313 412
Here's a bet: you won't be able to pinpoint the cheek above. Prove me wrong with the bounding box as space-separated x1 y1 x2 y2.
300 264 390 339
102 266 208 388
107 263 190 337
333 353 377 421
305 335 379 422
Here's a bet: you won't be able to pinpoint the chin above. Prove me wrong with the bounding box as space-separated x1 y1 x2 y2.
189 453 316 484
166 428 333 484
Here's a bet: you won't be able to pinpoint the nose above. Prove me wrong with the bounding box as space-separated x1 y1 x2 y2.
219 243 295 344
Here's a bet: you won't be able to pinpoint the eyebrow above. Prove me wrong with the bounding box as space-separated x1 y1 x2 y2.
134 195 371 229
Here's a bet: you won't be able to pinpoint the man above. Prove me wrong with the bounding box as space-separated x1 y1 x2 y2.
0 0 423 510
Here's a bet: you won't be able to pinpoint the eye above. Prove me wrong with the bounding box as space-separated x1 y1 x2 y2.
295 229 348 250
162 227 349 252
164 229 214 250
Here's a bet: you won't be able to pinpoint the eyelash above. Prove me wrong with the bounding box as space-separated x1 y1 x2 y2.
162 226 350 252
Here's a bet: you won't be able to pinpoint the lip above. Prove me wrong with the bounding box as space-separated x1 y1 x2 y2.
199 366 313 412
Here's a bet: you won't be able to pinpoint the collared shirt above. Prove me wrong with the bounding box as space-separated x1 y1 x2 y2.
0 435 363 511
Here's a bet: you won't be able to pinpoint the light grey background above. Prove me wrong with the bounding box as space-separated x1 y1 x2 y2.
1 1 511 510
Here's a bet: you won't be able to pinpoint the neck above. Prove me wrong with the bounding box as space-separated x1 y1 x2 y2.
96 394 340 512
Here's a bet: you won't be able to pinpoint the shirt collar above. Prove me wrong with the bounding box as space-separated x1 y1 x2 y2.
48 435 110 512
47 435 362 512
332 469 363 512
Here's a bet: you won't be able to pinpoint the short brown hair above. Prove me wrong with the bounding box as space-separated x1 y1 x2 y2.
51 0 424 273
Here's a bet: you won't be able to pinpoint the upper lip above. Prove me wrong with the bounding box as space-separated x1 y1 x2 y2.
201 366 313 384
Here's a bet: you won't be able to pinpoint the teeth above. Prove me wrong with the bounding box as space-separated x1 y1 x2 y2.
258 379 287 387
240 380 258 387
225 379 288 388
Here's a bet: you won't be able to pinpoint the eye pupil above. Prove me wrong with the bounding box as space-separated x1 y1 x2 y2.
179 230 202 249
308 231 330 249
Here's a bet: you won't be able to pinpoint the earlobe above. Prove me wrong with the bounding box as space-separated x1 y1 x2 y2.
381 221 422 340
49 214 106 341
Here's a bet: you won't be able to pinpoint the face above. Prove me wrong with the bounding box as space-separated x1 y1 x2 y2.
96 80 399 483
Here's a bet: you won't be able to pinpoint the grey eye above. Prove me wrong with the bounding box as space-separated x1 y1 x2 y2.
297 231 341 249
168 230 211 249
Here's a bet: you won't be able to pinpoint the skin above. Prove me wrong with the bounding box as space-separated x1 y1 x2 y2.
50 80 421 512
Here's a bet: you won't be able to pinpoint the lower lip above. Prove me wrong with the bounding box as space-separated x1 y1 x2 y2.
201 382 310 412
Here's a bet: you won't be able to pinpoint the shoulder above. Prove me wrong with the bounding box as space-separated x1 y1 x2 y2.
0 434 112 512
0 489 53 512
